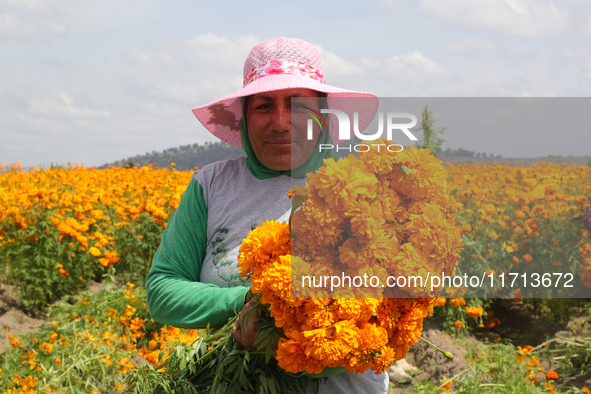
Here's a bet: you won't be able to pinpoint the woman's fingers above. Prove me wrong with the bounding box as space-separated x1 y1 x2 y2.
231 299 263 349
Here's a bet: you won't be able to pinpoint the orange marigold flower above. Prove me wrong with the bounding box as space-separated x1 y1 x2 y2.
238 220 291 279
514 288 522 301
18 375 39 393
118 357 134 374
39 342 53 353
546 370 559 380
523 253 533 263
527 355 540 368
544 380 555 394
465 306 484 318
454 320 463 328
8 333 20 348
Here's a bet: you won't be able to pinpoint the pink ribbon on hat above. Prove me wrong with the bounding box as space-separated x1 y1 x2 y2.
243 59 326 87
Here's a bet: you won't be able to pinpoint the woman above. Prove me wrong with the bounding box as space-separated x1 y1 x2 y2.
146 37 388 393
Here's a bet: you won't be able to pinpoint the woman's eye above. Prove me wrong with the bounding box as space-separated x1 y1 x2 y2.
254 103 271 110
292 103 310 112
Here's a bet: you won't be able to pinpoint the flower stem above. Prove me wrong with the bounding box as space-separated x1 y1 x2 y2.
420 336 454 359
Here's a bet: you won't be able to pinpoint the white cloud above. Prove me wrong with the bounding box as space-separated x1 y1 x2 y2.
0 12 66 41
563 49 591 81
315 45 365 77
185 33 259 69
447 37 497 52
27 92 110 119
4 0 49 12
151 84 201 103
421 0 571 38
363 50 448 79
128 48 179 67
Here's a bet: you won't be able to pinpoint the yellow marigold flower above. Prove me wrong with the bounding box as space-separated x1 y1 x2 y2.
88 246 101 257
502 241 517 253
102 354 113 366
107 308 118 319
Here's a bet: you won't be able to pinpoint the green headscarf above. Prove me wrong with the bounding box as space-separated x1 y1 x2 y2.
240 98 334 180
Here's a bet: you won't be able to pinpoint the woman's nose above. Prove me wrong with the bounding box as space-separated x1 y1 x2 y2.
270 104 291 132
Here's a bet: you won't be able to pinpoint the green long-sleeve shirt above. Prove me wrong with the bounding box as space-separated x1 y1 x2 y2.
146 157 299 328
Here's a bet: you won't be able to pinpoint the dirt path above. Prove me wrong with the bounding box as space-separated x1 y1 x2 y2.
0 282 106 353
0 284 45 352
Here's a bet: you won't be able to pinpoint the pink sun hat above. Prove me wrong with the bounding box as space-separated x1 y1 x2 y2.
192 37 379 147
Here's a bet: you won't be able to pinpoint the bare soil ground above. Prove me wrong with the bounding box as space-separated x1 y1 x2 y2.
389 298 591 393
0 284 45 352
0 281 104 353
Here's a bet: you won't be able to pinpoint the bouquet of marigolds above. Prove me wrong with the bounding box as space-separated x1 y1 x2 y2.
125 141 463 393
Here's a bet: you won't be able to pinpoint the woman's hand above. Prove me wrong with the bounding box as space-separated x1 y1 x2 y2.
231 299 278 355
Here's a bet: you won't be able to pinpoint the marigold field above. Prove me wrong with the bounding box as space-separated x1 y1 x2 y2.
1 160 590 393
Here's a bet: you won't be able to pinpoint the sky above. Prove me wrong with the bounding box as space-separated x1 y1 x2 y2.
1 0 591 168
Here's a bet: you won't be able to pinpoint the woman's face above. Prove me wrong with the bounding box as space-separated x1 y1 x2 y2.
246 88 322 171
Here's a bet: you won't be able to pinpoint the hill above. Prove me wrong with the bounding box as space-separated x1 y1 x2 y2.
102 141 245 170
437 148 591 166
103 143 591 170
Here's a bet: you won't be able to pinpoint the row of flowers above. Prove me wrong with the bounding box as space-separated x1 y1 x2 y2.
0 283 198 393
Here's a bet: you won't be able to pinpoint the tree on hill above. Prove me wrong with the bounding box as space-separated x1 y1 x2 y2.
415 105 446 155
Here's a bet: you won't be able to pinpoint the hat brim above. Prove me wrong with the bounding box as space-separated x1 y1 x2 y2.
192 74 379 147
